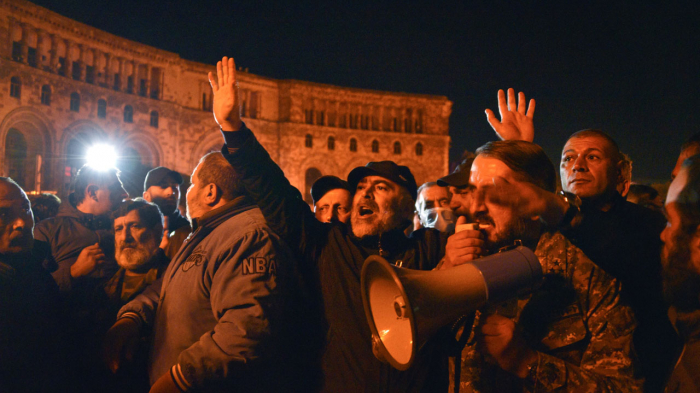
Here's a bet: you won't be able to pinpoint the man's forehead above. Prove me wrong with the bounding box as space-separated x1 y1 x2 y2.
114 209 141 224
317 188 351 204
667 168 688 205
563 136 616 156
359 175 397 187
469 156 514 184
420 185 449 200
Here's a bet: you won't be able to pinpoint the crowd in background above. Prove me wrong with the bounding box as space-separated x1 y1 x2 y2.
2 56 700 393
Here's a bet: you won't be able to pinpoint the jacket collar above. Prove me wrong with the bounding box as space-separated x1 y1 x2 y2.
191 195 256 231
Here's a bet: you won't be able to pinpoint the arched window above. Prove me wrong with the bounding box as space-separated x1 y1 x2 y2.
393 141 402 155
305 134 313 148
97 99 107 118
150 111 159 128
304 167 323 205
124 105 133 123
40 85 51 105
10 76 21 98
349 138 357 152
371 140 379 153
70 92 80 112
415 142 423 156
327 136 335 150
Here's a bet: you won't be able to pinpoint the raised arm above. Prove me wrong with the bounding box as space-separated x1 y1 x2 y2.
208 56 321 258
485 88 535 142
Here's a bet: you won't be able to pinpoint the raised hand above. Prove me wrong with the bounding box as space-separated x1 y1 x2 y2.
485 88 535 142
208 56 242 131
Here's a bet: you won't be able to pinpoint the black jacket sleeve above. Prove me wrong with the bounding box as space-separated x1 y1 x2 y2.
220 125 324 263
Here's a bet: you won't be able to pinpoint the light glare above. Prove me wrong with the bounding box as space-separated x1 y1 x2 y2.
86 144 117 171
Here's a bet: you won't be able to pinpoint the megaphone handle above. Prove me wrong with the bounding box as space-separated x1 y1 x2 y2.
450 312 476 356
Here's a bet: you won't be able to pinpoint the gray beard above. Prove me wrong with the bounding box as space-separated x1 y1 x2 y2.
350 209 403 239
116 240 157 270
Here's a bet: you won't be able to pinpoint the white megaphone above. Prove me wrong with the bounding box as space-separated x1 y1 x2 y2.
360 246 542 371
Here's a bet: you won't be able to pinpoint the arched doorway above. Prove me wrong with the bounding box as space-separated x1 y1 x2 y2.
304 167 322 205
5 129 28 187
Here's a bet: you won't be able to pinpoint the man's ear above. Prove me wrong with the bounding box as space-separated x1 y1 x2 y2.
143 190 152 202
203 183 220 205
86 184 100 202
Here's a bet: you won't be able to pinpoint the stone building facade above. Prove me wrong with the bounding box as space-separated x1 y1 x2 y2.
0 0 452 202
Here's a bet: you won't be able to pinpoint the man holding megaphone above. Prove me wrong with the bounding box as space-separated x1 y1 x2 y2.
209 56 449 392
437 140 642 392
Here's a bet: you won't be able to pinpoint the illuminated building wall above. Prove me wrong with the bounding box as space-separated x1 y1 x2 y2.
0 0 452 201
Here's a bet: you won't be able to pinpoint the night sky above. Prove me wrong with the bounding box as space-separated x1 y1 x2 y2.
31 0 700 183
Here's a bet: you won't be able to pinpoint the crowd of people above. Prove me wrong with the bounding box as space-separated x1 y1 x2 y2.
1 55 700 393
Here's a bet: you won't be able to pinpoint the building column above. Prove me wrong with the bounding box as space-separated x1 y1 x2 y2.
49 34 59 73
103 53 112 86
131 60 139 94
19 23 29 64
94 48 102 84
64 39 74 77
35 29 46 68
7 17 17 58
145 63 152 98
116 57 124 91
77 44 86 81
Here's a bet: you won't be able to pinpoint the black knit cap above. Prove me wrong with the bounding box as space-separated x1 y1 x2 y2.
143 167 183 192
311 176 351 204
347 161 418 200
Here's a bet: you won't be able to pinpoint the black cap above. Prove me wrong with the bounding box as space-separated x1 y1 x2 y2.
347 161 418 200
144 167 183 192
437 156 475 188
311 176 351 204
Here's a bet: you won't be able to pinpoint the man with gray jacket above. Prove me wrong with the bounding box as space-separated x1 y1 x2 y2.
103 152 318 393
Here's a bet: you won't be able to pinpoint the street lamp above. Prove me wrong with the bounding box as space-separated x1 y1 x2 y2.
85 144 117 171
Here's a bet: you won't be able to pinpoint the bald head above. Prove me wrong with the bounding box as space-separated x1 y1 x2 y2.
0 177 34 256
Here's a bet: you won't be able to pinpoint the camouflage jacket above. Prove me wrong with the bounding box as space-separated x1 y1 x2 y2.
449 231 643 393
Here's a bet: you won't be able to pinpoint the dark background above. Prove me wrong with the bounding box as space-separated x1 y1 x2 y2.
33 0 700 183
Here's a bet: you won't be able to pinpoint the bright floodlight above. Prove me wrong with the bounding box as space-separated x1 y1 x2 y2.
86 144 117 171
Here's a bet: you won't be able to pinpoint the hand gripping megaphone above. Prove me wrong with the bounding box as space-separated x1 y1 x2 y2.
360 246 542 371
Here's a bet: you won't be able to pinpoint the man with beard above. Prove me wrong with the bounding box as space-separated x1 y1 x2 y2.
661 154 700 392
92 199 170 392
443 140 641 392
143 167 191 259
488 88 679 391
208 56 447 392
104 199 169 311
104 152 315 392
0 177 67 392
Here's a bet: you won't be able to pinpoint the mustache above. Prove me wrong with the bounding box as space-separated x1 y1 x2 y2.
118 241 139 251
472 212 495 226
